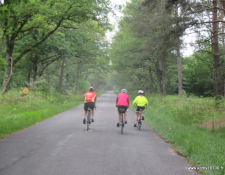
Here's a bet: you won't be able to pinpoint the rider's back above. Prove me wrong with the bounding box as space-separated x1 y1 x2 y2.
116 93 129 106
133 95 148 107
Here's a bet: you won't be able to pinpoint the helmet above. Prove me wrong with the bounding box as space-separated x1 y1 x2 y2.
138 90 144 94
121 89 127 93
89 87 94 92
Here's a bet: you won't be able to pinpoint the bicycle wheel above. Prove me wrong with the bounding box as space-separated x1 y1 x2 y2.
138 114 141 131
138 120 141 130
121 113 124 134
87 111 90 131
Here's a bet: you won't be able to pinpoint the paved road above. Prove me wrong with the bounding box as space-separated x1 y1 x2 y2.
0 91 199 175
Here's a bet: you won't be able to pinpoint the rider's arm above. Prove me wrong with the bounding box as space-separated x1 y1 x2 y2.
94 96 97 103
84 93 86 103
145 97 148 108
127 96 130 107
133 97 137 107
116 96 118 106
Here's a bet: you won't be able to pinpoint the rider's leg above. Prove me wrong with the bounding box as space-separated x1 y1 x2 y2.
117 112 120 122
124 111 127 120
117 112 120 127
92 109 95 118
141 109 145 120
135 112 138 123
124 111 128 124
83 110 87 124
134 112 138 127
91 109 95 122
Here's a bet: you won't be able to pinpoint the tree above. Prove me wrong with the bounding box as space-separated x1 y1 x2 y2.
0 0 110 94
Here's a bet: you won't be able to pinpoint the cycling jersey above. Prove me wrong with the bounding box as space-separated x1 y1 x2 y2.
133 95 148 108
84 91 97 103
116 93 129 106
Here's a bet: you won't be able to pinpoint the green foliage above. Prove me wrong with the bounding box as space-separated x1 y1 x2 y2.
0 0 111 94
183 53 214 97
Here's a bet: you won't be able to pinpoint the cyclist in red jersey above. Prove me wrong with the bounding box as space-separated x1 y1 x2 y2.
116 89 130 127
83 87 97 124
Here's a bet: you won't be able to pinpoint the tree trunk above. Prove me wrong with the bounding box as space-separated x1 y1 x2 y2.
220 2 225 97
75 64 80 94
155 59 163 94
161 53 167 95
2 32 14 94
57 57 65 94
2 55 13 94
177 44 183 98
175 4 183 98
212 0 223 105
148 67 155 93
29 55 39 90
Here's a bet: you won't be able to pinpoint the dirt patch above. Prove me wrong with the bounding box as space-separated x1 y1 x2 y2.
200 119 225 130
175 101 183 106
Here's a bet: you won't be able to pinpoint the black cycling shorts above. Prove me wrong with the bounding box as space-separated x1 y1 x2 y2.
84 102 95 111
117 106 128 113
136 106 145 112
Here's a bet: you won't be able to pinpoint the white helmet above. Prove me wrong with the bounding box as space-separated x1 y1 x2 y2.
138 90 144 94
121 89 127 93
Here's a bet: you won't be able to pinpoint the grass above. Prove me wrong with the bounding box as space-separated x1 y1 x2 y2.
129 94 225 175
0 90 104 139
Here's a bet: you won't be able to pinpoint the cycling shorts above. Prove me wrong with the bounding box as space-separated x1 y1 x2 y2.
136 106 145 112
84 102 95 111
117 106 128 114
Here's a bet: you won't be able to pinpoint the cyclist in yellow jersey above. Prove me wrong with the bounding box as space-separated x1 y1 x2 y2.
133 90 148 127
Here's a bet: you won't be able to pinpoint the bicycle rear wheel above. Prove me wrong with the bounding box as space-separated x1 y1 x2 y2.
121 113 124 134
138 120 141 130
138 114 141 131
87 111 90 131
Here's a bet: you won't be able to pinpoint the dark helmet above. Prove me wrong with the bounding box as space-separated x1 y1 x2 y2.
89 87 94 92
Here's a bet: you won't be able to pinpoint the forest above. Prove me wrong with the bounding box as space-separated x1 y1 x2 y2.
0 0 225 102
109 0 225 105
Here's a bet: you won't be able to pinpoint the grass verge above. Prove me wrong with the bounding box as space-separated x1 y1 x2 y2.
0 90 105 139
129 94 225 175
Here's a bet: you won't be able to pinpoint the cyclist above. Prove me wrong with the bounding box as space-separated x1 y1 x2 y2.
83 87 97 124
116 89 130 127
133 90 148 127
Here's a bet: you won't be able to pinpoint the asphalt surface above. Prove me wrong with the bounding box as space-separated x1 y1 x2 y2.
0 91 200 175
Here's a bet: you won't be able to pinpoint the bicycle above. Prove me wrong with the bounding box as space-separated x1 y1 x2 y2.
137 109 143 131
118 107 126 134
86 107 92 131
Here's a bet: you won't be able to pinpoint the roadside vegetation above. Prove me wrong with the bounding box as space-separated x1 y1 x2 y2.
0 90 104 139
129 94 225 175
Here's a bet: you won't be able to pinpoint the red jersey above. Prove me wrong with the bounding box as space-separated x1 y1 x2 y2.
84 91 97 103
116 93 129 106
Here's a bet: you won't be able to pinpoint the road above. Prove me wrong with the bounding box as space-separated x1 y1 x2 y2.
0 91 199 175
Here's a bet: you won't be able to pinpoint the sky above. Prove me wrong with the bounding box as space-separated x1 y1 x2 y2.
107 0 195 57
106 0 128 42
